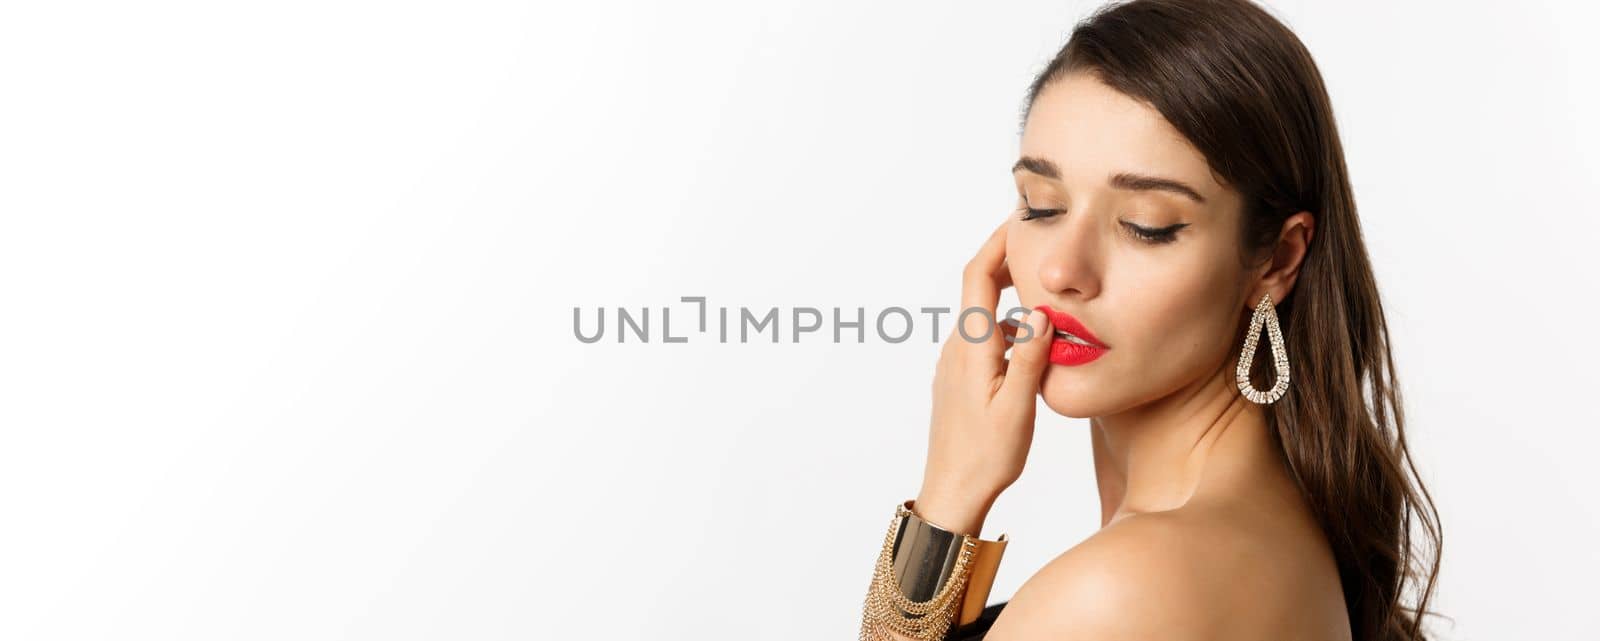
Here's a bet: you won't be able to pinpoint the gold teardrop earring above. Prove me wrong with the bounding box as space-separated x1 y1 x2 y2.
1236 292 1291 404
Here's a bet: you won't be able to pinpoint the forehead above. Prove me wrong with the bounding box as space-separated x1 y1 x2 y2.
1021 72 1222 196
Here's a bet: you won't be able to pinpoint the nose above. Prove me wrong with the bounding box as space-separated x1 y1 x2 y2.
1036 211 1103 300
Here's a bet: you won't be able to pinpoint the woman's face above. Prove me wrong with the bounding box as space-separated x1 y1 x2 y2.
1008 71 1254 418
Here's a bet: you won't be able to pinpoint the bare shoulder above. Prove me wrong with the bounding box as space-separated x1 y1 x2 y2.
983 510 1224 641
984 505 1349 641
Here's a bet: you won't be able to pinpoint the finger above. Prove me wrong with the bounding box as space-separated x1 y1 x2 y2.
996 305 1033 345
998 318 1020 344
957 221 1014 361
997 308 1053 405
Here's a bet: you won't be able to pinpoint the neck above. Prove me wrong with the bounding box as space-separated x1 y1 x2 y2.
1088 354 1281 527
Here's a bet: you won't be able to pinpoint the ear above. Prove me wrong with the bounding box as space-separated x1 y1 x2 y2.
1249 211 1315 306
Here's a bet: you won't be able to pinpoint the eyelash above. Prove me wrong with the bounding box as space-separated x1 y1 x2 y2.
1016 207 1188 245
1018 207 1060 222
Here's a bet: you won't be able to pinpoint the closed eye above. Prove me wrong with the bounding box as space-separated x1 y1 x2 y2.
1019 206 1189 245
1121 221 1189 244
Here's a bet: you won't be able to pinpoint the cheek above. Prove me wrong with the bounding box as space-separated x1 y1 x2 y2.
1114 252 1241 376
1035 243 1241 417
1004 224 1041 298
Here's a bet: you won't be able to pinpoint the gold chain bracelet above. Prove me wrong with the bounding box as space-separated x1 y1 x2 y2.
859 502 981 641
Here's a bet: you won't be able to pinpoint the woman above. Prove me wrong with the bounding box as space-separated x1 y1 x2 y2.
858 1 1442 640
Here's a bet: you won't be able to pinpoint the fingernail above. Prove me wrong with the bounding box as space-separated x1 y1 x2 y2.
1027 308 1046 328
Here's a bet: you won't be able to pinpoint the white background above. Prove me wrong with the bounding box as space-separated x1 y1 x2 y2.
2 1 1597 639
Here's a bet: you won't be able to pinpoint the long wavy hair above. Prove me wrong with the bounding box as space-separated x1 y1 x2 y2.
1020 1 1443 639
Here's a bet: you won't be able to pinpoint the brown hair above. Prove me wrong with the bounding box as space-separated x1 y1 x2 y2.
1021 1 1443 639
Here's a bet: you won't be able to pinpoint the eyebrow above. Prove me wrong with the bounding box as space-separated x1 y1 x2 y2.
1012 156 1208 204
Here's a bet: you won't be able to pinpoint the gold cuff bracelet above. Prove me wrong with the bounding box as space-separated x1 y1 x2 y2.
860 500 1008 641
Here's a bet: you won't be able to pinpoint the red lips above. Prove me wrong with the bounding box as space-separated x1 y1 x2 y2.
1033 305 1109 366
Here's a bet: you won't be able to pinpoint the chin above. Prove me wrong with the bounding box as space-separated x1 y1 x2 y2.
1038 372 1110 419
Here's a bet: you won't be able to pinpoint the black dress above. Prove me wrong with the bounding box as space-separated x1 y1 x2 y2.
946 602 1008 640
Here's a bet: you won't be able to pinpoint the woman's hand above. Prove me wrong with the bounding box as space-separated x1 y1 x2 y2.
914 220 1055 536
